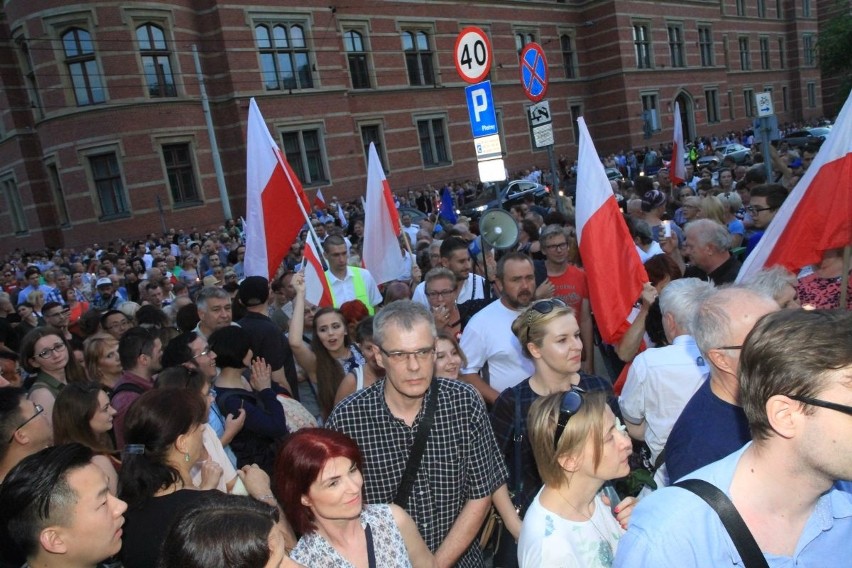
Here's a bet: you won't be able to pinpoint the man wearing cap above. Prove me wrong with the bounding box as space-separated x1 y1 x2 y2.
237 276 299 398
91 277 126 312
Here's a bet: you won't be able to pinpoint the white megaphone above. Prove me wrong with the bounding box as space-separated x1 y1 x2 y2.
478 209 519 250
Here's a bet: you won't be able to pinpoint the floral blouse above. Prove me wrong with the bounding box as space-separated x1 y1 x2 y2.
290 504 412 568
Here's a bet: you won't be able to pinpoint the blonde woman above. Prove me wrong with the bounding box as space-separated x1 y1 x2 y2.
518 391 636 567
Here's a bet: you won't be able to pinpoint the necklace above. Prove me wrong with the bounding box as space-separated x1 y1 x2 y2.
555 488 614 558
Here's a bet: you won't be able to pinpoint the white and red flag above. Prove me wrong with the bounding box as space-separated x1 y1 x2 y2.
737 91 852 282
303 236 333 308
313 188 327 210
670 101 686 186
575 116 648 344
362 142 403 284
244 98 311 280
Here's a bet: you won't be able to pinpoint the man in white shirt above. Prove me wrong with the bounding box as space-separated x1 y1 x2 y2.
619 278 714 489
460 252 536 404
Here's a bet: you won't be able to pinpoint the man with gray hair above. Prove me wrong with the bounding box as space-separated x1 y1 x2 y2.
194 286 234 340
682 219 741 284
663 286 778 482
327 300 507 568
619 278 714 489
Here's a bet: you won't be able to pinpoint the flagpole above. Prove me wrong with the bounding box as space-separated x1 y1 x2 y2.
840 245 851 311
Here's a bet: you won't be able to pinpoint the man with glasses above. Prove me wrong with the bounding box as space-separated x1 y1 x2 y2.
663 286 778 483
536 225 595 374
111 327 163 448
412 236 491 311
615 309 852 567
327 300 506 568
194 286 235 341
0 387 53 483
41 302 73 342
744 183 788 257
100 310 131 340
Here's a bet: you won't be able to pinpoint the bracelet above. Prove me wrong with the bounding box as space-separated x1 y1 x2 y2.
257 493 276 503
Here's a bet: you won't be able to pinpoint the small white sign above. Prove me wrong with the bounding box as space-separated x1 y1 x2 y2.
756 91 774 117
528 101 552 127
474 134 502 160
532 124 554 148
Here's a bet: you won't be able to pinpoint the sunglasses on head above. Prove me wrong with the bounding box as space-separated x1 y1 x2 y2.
553 387 586 450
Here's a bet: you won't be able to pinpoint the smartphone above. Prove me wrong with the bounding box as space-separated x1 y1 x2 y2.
662 220 672 239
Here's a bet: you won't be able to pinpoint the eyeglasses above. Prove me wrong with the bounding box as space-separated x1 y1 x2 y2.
544 242 569 251
426 288 455 299
193 347 212 359
106 319 130 331
789 395 852 417
36 342 67 360
526 298 566 325
747 205 775 214
553 388 586 450
378 345 435 363
9 403 44 443
715 345 743 351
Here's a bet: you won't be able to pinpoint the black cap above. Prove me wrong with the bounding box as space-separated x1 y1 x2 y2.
238 276 269 307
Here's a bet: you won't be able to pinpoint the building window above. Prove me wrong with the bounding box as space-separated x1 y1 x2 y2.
255 23 314 91
744 89 756 117
778 37 786 68
738 37 751 70
416 117 450 167
633 24 652 69
402 31 435 86
89 153 128 218
136 24 176 97
759 37 771 69
776 0 783 18
515 32 536 55
343 30 371 89
803 34 815 66
736 0 746 16
2 177 27 234
16 40 43 117
360 124 387 171
641 93 660 132
162 144 200 205
47 164 71 227
728 90 735 120
758 0 767 18
698 26 714 67
61 28 106 106
807 82 816 107
705 89 720 123
570 104 582 144
560 34 577 78
782 86 789 111
281 128 328 185
667 25 685 68
803 0 811 17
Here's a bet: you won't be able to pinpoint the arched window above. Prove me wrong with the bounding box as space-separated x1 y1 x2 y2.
344 30 371 89
402 31 434 86
62 28 105 106
136 24 176 97
255 23 314 90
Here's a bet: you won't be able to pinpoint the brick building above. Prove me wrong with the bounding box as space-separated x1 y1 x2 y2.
0 0 824 254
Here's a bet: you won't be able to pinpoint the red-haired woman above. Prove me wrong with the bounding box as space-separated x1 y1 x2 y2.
274 428 435 567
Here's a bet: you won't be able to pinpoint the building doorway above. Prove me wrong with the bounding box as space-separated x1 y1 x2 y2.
673 91 694 142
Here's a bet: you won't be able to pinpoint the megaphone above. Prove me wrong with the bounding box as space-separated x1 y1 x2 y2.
478 209 519 250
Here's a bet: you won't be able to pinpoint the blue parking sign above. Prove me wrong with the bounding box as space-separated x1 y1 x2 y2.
465 81 498 139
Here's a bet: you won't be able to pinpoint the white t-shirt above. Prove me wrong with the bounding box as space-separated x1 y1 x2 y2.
459 300 534 393
518 490 623 568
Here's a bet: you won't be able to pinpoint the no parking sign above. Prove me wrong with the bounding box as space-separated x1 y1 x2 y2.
519 43 548 102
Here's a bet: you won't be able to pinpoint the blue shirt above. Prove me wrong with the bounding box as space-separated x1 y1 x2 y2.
664 379 750 483
614 444 852 568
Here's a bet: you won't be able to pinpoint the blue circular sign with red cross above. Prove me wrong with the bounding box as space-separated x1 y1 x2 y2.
519 43 548 102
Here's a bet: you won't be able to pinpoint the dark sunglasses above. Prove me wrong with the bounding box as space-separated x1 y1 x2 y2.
553 387 586 450
526 298 566 325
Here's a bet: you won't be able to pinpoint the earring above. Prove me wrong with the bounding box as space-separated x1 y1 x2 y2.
184 453 190 463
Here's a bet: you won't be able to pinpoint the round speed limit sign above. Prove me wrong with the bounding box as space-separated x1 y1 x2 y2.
454 27 492 84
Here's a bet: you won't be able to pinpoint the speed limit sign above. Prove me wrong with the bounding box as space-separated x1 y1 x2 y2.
454 27 492 84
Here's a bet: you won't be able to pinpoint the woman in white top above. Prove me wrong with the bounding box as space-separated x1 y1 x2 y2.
518 391 635 568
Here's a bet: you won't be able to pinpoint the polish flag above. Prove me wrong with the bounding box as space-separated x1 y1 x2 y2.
337 202 348 228
575 116 648 344
244 99 312 280
303 236 333 308
737 91 852 282
670 101 686 186
362 142 403 284
313 188 327 210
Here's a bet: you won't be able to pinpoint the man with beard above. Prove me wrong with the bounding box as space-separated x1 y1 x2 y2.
460 252 537 404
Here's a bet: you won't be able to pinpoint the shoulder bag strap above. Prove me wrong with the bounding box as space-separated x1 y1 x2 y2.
365 523 377 568
674 479 769 568
393 380 440 508
512 385 524 498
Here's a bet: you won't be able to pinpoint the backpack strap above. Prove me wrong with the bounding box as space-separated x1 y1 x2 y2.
109 382 145 401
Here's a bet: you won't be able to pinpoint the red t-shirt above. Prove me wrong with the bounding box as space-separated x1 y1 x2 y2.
548 264 588 315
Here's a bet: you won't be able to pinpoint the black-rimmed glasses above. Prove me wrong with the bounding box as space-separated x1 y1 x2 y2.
36 342 67 360
715 345 742 351
553 388 586 450
9 403 44 443
789 395 852 417
747 205 775 214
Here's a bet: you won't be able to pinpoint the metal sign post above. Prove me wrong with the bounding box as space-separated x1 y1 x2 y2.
756 91 775 182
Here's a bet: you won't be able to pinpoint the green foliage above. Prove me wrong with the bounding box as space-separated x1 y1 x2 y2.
818 2 852 103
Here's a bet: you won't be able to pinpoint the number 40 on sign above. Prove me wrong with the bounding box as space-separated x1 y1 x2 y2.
454 27 493 84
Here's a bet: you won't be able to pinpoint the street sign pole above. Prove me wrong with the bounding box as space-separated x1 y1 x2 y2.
756 91 775 183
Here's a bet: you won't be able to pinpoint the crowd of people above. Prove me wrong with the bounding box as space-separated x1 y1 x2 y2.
0 129 850 568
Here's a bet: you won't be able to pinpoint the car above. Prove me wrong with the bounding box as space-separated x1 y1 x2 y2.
696 143 750 168
605 168 624 182
459 179 549 219
783 127 831 149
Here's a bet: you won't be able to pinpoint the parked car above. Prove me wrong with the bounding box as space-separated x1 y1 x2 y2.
459 179 549 219
696 143 750 168
605 168 624 182
783 127 831 149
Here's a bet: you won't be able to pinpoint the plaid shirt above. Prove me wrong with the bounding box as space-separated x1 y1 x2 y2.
489 373 616 515
327 377 507 568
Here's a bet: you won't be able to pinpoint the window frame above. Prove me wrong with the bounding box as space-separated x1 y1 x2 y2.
161 142 202 207
414 114 452 168
83 150 130 220
698 25 714 67
743 88 756 118
343 28 372 90
806 82 816 108
704 88 720 124
278 125 329 186
802 34 815 66
633 23 653 69
560 32 578 79
60 27 107 106
253 19 316 91
640 92 661 132
667 23 685 68
45 161 71 228
135 22 177 98
400 27 436 87
1 174 28 235
359 122 388 172
738 36 751 71
759 36 771 70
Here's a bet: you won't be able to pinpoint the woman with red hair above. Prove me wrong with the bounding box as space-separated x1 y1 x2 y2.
274 429 434 567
